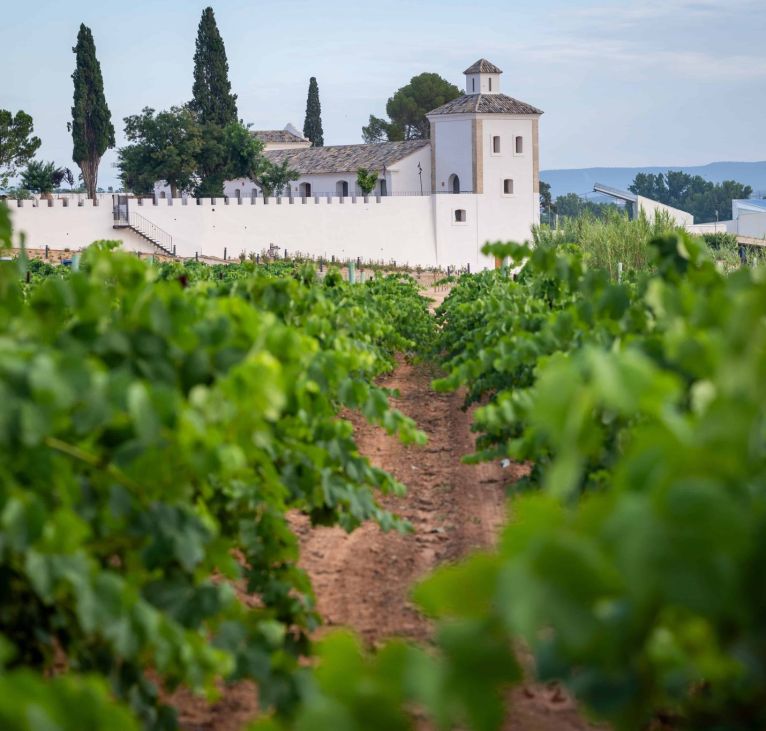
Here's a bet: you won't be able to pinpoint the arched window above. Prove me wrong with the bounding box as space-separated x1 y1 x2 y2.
299 182 312 197
448 174 460 194
515 136 523 154
492 136 501 154
504 179 514 195
336 180 349 197
454 209 467 223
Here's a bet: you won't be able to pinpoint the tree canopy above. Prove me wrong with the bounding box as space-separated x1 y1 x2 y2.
0 110 41 188
539 181 552 211
629 171 752 223
70 23 115 199
20 161 71 196
118 107 203 197
256 159 299 198
193 121 266 197
362 72 461 143
554 192 621 219
356 168 378 195
190 7 238 127
117 109 268 198
303 77 324 147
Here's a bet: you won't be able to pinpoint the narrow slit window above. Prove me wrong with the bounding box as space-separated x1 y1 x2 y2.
472 78 475 92
515 136 523 154
492 136 501 153
454 209 467 223
504 179 514 195
488 77 492 91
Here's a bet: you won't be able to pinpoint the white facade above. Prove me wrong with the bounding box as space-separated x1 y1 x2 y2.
732 199 766 239
636 195 694 227
685 200 766 240
10 59 542 271
220 143 432 200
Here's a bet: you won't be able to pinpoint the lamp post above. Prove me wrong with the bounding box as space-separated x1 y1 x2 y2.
417 162 424 195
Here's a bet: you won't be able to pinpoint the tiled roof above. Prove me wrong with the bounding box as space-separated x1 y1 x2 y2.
264 139 430 174
253 129 308 144
464 59 503 74
428 93 543 116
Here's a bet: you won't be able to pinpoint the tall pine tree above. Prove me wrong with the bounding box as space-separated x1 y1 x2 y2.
303 77 324 147
70 24 114 199
190 7 238 126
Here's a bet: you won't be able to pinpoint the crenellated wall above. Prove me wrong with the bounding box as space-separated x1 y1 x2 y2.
5 192 534 270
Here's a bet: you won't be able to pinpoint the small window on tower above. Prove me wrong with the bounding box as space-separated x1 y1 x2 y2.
489 77 492 91
515 136 523 154
492 136 501 154
504 179 514 195
454 209 467 223
472 78 475 92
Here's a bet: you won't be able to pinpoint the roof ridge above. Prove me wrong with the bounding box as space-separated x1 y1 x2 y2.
463 58 503 74
427 91 543 116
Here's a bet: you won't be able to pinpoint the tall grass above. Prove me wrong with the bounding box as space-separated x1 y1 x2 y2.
532 209 679 278
531 210 766 277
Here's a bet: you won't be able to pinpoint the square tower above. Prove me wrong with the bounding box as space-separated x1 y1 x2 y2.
426 59 543 265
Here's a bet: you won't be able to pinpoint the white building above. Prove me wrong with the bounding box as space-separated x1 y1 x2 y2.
253 125 311 151
8 59 544 270
593 183 694 227
731 199 766 239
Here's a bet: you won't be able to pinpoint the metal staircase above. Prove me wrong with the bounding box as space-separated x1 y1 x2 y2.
112 196 176 257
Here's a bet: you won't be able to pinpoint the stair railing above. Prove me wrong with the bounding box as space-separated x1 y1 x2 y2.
128 211 173 253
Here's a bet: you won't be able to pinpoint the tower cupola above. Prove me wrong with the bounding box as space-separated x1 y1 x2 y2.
464 58 502 95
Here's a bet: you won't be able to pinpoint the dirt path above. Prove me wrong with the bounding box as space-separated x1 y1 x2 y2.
178 318 597 729
292 359 513 646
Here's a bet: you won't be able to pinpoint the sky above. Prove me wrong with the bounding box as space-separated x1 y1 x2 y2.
2 0 765 189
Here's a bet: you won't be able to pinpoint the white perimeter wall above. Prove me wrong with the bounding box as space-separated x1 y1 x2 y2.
6 199 157 254
7 196 449 267
7 190 537 271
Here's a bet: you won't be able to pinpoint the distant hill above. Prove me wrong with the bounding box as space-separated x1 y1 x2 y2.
541 161 766 200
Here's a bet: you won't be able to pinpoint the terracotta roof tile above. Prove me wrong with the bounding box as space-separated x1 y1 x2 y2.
463 59 503 74
264 139 430 174
253 129 308 144
428 93 543 116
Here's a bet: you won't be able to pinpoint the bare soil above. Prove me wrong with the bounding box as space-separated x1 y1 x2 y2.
177 291 598 730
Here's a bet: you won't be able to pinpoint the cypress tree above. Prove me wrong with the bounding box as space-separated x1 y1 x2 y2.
190 7 238 126
303 77 324 147
70 24 115 199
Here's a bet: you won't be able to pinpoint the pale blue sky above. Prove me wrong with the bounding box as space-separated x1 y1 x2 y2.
2 0 765 188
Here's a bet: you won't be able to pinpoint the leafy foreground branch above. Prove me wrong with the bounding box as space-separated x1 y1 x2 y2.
0 204 437 730
261 234 766 731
